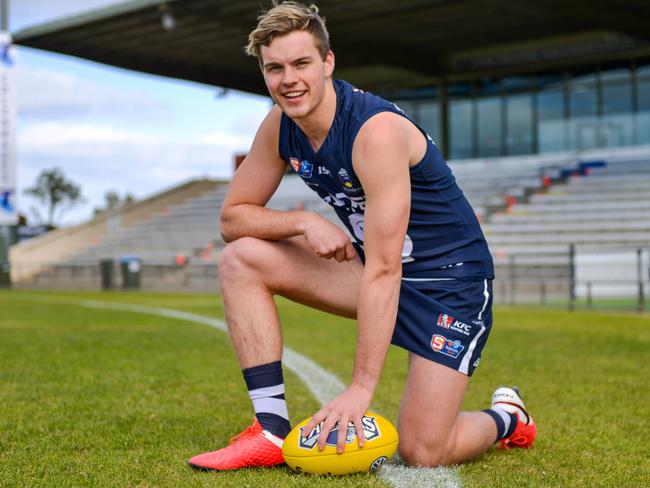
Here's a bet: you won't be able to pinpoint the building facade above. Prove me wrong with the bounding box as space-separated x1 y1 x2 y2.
393 59 650 160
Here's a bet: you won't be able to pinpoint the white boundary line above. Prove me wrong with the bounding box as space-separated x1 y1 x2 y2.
24 297 462 488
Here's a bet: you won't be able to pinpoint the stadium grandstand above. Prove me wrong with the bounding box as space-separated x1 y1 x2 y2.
7 0 650 309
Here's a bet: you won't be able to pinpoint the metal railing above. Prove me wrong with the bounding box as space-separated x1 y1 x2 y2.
5 243 649 312
493 244 649 311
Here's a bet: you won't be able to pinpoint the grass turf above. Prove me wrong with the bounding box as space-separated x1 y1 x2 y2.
1 290 649 487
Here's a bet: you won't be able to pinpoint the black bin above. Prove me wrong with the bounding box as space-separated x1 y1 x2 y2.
99 259 114 290
0 262 10 288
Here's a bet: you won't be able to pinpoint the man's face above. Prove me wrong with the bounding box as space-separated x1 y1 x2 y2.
260 30 334 120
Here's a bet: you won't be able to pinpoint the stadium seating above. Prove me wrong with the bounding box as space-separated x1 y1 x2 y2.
65 185 230 265
484 158 650 254
12 175 340 290
448 152 572 219
9 179 224 285
482 153 650 302
12 147 650 298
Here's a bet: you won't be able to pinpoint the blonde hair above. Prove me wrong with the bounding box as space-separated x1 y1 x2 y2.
245 2 330 61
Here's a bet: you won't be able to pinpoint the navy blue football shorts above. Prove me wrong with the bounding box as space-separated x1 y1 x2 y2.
392 278 493 377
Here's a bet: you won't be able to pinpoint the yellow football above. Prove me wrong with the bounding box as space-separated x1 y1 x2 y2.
282 411 398 475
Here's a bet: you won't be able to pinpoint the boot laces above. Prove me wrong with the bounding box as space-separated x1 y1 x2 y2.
508 432 530 447
229 419 261 444
499 424 531 450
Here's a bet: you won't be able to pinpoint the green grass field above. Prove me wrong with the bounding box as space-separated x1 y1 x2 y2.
1 290 649 487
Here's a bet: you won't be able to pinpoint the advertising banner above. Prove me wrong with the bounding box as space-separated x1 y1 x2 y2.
0 31 16 225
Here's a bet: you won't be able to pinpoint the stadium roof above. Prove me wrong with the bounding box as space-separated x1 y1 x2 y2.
13 0 650 95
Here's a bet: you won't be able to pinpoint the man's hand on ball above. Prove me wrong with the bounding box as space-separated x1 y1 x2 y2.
302 383 373 454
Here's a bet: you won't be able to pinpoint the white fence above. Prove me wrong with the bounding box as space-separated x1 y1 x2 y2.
576 248 650 298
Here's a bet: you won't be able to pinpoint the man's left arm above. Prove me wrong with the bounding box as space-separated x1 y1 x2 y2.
303 112 412 453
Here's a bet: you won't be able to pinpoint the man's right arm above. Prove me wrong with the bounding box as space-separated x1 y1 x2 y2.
219 106 356 261
220 105 301 242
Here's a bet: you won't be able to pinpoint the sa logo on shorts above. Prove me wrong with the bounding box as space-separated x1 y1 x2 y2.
431 334 465 359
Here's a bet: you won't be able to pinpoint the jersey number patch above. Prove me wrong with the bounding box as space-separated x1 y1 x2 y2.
348 213 414 263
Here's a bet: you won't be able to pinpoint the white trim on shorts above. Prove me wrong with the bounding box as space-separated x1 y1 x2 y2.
459 323 486 375
458 279 490 374
401 277 456 282
478 278 490 321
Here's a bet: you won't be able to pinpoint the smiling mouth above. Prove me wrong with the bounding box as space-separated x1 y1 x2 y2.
282 90 307 99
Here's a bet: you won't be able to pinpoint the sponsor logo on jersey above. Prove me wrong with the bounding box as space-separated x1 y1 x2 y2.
289 157 300 172
338 168 354 188
338 168 364 196
298 415 381 449
299 160 313 178
431 334 465 359
289 157 313 178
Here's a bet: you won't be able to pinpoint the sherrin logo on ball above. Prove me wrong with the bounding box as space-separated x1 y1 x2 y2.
282 412 398 475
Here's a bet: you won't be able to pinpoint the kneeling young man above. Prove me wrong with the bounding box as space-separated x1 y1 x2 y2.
189 1 536 470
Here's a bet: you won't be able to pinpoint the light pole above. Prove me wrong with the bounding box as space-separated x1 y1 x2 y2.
0 0 6 31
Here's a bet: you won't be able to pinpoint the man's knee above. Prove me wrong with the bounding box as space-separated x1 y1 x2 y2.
397 431 454 467
218 237 266 286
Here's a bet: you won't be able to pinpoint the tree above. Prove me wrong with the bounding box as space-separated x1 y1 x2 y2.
105 190 135 210
104 190 121 211
93 191 136 216
24 168 84 228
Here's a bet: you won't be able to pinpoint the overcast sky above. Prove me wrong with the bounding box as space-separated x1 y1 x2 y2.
12 0 270 225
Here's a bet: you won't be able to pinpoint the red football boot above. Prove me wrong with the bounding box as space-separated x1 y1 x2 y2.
500 419 538 449
188 418 285 470
492 386 537 449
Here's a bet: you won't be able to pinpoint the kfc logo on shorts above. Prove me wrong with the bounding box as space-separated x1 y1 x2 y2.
451 320 472 336
431 334 465 359
437 314 472 336
437 314 454 328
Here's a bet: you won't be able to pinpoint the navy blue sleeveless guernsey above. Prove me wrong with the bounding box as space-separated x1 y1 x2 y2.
278 79 494 281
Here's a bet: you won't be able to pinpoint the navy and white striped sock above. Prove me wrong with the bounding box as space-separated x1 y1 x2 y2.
483 408 518 442
243 361 291 438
